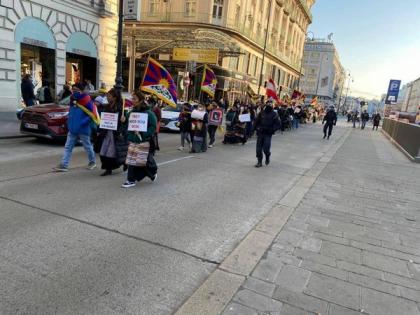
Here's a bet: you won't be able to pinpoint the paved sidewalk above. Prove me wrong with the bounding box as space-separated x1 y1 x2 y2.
220 129 420 315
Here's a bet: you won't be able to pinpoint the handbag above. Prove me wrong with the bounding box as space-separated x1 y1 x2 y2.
125 142 150 166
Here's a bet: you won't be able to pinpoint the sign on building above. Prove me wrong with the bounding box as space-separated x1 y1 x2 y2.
385 79 401 104
124 0 141 21
173 48 219 64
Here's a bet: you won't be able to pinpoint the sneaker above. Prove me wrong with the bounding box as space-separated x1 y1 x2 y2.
53 164 68 172
178 146 184 151
87 162 97 170
208 144 214 148
151 173 157 182
121 181 136 188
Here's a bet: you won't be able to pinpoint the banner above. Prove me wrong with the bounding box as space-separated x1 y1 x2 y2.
128 112 148 132
191 110 206 121
201 65 217 98
266 78 280 103
385 79 401 104
173 48 219 64
141 57 177 108
239 113 251 122
100 112 118 130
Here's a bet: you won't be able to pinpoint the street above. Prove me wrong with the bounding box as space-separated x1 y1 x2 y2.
0 123 346 314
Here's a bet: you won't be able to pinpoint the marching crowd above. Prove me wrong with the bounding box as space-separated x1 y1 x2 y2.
52 84 339 188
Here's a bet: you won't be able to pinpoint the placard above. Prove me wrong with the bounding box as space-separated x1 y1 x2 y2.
191 109 206 121
128 113 148 132
239 113 251 122
100 112 118 130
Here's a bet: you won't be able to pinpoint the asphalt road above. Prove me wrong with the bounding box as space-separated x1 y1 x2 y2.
0 124 348 314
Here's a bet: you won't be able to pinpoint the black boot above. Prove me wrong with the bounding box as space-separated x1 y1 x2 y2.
255 161 263 168
265 156 270 165
100 169 112 176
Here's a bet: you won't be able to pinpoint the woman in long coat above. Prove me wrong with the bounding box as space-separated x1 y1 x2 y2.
98 88 128 176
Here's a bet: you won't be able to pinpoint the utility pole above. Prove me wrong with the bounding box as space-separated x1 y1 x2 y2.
257 0 273 96
114 0 124 92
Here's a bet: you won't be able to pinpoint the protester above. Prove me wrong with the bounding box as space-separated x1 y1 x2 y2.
372 112 381 130
177 103 192 150
97 88 128 176
253 101 281 167
223 105 240 144
322 106 337 140
207 102 223 148
53 84 98 172
121 90 157 188
361 110 369 129
21 74 35 107
151 100 162 154
190 104 208 153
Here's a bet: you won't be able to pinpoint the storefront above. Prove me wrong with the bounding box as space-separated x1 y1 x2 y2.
15 17 56 96
66 32 98 88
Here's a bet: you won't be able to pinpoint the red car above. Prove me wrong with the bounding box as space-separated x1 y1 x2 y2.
20 94 133 141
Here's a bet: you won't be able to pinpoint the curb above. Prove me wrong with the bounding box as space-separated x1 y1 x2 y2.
174 128 353 315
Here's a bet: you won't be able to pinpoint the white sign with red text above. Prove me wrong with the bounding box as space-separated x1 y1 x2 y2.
100 112 118 130
128 113 148 132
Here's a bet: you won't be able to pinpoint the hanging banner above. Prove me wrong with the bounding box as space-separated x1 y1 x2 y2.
173 48 219 64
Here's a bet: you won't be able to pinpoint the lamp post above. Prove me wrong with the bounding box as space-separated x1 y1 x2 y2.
114 0 124 92
257 0 273 96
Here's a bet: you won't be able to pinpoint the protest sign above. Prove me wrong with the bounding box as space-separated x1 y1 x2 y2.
239 113 251 122
128 112 148 132
99 112 118 130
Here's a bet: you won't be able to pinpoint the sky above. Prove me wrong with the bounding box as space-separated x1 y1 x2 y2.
308 0 420 100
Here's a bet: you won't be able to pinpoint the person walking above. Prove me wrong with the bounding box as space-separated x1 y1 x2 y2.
352 110 359 128
151 101 162 154
97 88 128 176
207 102 223 148
121 90 157 188
253 102 281 168
322 106 337 140
190 104 208 153
21 74 35 107
53 84 98 172
177 103 192 150
361 110 369 130
372 112 381 130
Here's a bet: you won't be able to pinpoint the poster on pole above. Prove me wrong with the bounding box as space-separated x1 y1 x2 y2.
100 112 119 130
128 113 148 132
385 79 401 104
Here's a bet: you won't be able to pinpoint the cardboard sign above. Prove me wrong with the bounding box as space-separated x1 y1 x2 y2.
239 113 251 122
100 112 118 130
191 109 206 121
128 112 148 132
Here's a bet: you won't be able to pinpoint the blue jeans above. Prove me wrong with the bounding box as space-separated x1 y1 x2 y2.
293 118 299 129
61 132 95 168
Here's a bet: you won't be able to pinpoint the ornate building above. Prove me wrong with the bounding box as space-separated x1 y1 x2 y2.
123 0 315 103
0 0 118 111
300 39 346 108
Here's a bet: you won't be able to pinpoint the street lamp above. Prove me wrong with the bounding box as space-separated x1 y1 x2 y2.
114 0 124 92
257 0 273 97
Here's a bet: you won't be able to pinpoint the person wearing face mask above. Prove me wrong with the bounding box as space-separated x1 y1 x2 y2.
121 90 158 188
253 101 281 168
53 84 98 172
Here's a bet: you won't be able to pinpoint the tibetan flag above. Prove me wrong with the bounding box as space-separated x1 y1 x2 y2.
73 92 100 125
141 57 177 108
310 96 318 106
266 78 280 103
201 65 217 98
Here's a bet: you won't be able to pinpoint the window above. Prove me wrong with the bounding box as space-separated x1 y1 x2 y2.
185 0 196 16
149 0 160 15
213 0 223 19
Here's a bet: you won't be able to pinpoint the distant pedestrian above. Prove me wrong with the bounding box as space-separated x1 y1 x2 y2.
121 90 158 188
372 113 381 130
21 74 35 107
207 102 223 148
58 84 72 101
253 101 281 167
177 103 192 151
54 84 99 172
190 104 208 153
322 106 337 140
151 101 162 154
352 110 359 128
361 110 369 129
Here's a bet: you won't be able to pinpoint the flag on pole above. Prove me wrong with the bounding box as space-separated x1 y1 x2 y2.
141 57 177 108
201 65 217 98
266 78 280 103
310 96 318 106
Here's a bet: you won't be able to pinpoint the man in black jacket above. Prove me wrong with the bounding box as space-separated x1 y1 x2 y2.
253 101 281 168
322 106 337 139
21 74 35 107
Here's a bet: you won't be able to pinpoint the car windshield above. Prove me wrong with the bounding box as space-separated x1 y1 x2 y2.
163 105 182 112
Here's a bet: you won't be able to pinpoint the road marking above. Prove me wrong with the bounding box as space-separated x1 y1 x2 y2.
158 155 194 166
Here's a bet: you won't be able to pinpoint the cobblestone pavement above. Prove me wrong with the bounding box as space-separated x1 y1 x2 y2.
222 128 420 315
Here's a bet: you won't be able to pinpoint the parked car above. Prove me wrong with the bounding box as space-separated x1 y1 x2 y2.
160 103 183 132
20 92 133 140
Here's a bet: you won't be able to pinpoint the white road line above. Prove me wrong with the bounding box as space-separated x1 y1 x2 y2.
157 156 194 166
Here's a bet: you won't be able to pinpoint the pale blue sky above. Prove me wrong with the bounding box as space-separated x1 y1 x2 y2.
309 0 420 99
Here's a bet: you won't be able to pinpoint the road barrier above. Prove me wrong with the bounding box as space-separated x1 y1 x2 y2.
382 118 420 163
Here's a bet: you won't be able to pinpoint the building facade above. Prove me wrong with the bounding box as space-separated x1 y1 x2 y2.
400 77 420 113
0 0 119 111
122 0 315 103
300 39 345 108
